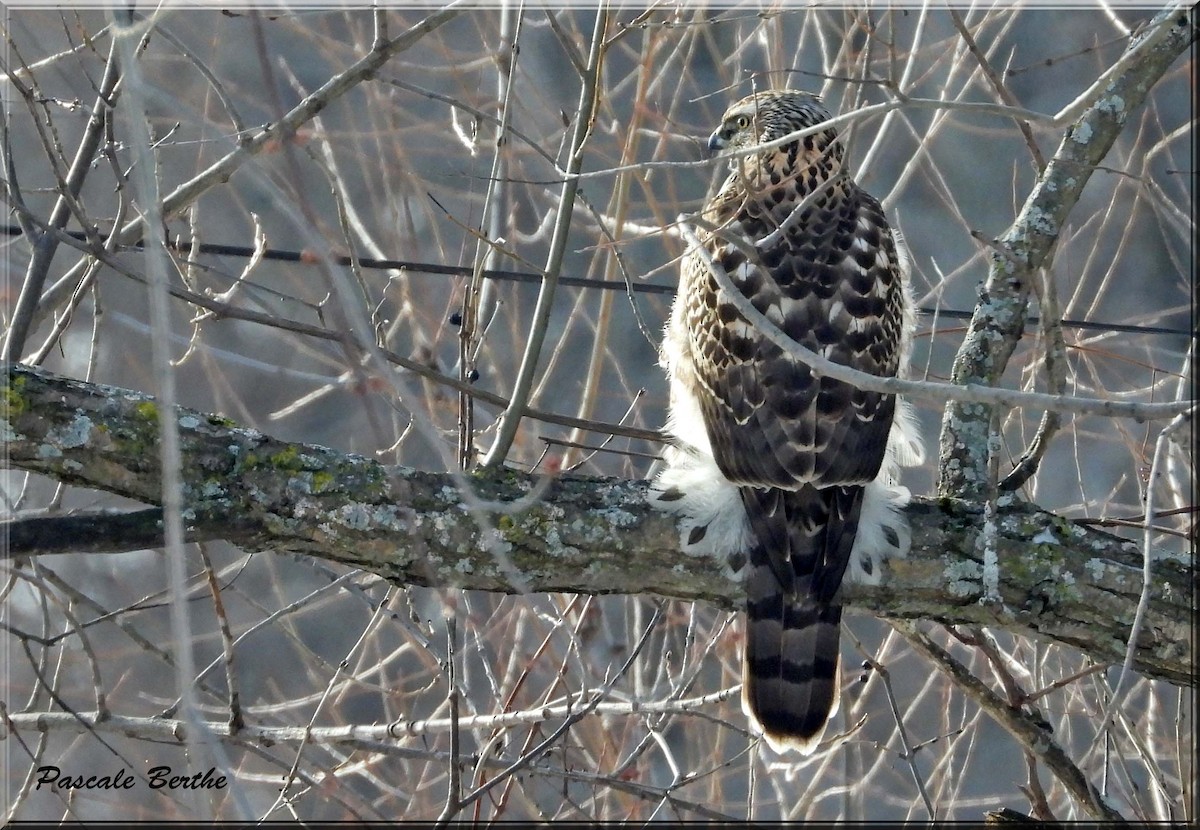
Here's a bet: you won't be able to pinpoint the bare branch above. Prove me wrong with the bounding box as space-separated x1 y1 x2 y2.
937 8 1196 498
2 36 121 362
483 9 608 466
892 620 1127 822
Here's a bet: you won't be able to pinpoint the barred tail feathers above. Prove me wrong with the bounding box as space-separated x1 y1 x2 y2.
742 561 843 754
737 484 863 754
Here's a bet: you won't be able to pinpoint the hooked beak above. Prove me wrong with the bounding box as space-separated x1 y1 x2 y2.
707 129 727 154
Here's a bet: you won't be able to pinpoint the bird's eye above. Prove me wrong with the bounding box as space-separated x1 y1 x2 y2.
734 115 751 129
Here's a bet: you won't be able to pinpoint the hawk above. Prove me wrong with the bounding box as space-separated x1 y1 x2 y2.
655 90 922 754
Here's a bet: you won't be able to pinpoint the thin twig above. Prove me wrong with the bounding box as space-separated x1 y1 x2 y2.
892 620 1125 821
483 7 609 467
84 6 459 271
3 35 120 362
453 603 664 812
193 543 256 820
196 544 243 733
854 641 936 820
435 612 462 824
4 221 1190 339
1000 268 1068 492
1093 407 1194 746
949 9 1046 170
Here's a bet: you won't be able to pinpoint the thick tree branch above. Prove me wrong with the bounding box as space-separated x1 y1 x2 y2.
2 362 1192 687
937 7 1197 497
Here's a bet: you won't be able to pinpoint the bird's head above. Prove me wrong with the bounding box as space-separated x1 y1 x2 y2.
707 89 845 178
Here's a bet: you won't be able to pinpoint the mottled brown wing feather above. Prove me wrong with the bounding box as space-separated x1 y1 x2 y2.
683 186 902 493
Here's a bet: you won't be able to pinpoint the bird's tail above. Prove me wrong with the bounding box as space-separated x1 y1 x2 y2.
738 484 862 754
741 560 843 755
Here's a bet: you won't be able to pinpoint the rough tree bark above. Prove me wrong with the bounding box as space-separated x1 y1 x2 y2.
3 362 1190 688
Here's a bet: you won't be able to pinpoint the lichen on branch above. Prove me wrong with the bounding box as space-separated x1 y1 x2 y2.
2 362 1190 686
